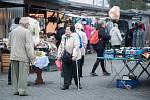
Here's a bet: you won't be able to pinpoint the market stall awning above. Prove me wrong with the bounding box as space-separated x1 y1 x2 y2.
121 9 150 17
0 0 24 8
67 1 109 12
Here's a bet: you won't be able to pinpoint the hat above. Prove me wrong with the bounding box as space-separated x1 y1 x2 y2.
75 23 83 30
19 17 29 25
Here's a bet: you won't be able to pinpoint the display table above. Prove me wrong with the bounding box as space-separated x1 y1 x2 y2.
30 55 49 85
97 57 150 88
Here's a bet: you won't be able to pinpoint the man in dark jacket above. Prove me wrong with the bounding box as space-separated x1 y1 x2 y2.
90 21 111 76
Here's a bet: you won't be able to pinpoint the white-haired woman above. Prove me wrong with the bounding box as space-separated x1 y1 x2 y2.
75 23 88 77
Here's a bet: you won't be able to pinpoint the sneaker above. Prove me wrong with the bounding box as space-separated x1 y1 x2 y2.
79 75 83 78
19 93 29 96
13 92 19 95
90 72 98 77
77 85 82 89
76 83 82 89
103 71 111 76
61 85 69 90
8 82 11 85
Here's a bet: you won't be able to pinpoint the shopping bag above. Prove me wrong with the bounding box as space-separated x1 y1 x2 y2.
55 60 62 71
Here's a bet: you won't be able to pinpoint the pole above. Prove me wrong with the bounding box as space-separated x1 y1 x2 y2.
0 51 4 81
93 0 95 5
102 0 104 13
76 60 80 91
59 71 62 88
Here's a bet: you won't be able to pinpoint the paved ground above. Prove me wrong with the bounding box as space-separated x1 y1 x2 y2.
0 54 150 100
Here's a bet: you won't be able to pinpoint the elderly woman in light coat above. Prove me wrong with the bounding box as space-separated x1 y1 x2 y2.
57 25 82 90
110 23 123 49
75 23 88 77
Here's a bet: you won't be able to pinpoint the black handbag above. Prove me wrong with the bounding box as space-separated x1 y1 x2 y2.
61 38 72 64
62 50 72 64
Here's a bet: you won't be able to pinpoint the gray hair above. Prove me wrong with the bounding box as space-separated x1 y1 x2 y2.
19 17 30 28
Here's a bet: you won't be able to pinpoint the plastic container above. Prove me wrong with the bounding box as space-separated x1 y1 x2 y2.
116 79 139 89
103 49 114 58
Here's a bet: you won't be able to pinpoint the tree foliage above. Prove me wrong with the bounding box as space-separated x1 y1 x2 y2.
108 0 149 10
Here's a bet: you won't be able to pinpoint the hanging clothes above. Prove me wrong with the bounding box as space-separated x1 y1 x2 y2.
132 30 137 47
135 29 142 47
135 29 146 47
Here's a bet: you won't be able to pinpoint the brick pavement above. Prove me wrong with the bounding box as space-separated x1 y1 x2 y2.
0 54 150 100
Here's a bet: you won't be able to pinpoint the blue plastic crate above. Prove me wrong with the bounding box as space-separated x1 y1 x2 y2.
116 79 139 89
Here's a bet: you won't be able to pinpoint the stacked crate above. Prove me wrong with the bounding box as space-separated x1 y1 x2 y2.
1 53 10 73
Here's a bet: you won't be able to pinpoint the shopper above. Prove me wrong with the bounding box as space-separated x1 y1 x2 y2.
8 17 35 96
110 23 123 49
90 21 111 76
57 25 82 90
8 17 21 85
75 23 88 77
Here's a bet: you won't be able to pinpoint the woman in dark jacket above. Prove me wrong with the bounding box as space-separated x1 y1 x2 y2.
90 21 111 76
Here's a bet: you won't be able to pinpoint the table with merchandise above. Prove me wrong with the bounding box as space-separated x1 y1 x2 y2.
97 47 150 89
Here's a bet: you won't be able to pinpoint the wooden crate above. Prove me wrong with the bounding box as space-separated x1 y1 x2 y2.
1 53 10 73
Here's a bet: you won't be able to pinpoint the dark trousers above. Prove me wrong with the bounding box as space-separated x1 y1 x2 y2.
79 56 84 77
87 40 91 51
91 49 106 73
63 60 80 87
8 64 11 83
112 45 120 49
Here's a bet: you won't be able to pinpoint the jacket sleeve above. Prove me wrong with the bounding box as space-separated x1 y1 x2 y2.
72 34 80 58
57 36 65 58
82 32 88 48
25 30 36 63
117 29 123 42
99 29 110 41
7 33 11 48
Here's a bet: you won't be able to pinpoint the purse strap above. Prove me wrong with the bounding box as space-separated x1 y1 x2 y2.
64 37 67 50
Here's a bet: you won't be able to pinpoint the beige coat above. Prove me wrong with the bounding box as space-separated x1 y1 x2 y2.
8 25 35 63
57 33 81 60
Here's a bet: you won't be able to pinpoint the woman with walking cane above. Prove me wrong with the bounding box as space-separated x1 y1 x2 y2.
57 25 82 90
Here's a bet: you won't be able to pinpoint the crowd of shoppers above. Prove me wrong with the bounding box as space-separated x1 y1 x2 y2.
6 16 148 96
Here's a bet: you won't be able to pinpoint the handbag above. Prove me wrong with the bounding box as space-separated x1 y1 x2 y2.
61 38 72 64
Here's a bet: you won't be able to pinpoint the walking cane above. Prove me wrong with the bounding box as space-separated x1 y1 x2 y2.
59 70 62 88
76 60 80 91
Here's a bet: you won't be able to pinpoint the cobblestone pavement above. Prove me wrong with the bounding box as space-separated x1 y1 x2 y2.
0 54 150 100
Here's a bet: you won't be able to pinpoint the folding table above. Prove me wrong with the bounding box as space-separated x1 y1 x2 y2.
128 59 150 79
97 57 144 88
